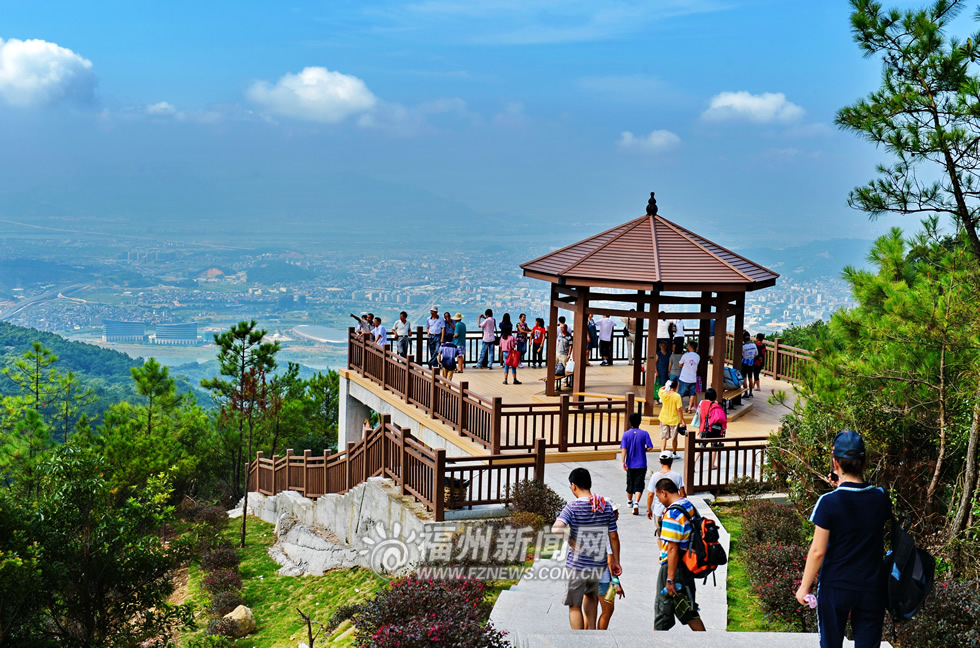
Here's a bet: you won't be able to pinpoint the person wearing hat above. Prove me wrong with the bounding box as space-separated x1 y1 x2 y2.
646 450 686 536
426 307 444 367
452 313 466 373
795 430 892 648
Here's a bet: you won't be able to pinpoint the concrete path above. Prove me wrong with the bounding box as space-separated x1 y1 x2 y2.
491 458 729 635
491 458 888 647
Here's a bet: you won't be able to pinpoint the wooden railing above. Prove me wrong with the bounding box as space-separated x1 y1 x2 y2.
247 415 547 521
720 332 812 383
684 433 770 493
349 331 631 453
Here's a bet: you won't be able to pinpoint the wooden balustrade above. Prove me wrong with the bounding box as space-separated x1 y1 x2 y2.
348 330 633 454
721 332 812 383
246 415 547 521
683 433 770 493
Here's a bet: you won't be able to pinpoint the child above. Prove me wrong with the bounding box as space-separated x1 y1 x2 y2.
500 332 521 384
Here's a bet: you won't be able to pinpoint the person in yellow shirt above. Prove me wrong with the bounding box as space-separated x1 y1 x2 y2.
658 380 685 457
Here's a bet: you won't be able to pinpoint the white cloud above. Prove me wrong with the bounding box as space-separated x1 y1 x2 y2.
492 101 528 128
145 101 177 116
617 129 681 153
246 66 377 123
0 37 96 107
701 91 804 124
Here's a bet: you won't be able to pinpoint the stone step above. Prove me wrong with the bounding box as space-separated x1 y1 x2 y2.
505 630 880 648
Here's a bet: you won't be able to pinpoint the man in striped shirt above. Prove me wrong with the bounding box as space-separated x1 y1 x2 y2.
653 477 706 631
552 467 621 630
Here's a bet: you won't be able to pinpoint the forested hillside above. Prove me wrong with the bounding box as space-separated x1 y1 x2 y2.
0 322 204 420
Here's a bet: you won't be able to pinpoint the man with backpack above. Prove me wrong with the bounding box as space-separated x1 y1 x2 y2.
795 430 892 648
653 477 707 632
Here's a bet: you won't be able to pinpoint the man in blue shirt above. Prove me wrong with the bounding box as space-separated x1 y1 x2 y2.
796 430 891 648
371 317 387 348
619 412 653 516
552 467 621 631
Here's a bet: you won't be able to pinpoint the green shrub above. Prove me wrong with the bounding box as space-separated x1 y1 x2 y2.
741 501 806 547
892 579 980 648
729 476 764 507
329 602 361 628
506 479 565 522
510 511 547 531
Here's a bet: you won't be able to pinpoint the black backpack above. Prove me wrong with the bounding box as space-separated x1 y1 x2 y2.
667 503 728 583
884 515 934 623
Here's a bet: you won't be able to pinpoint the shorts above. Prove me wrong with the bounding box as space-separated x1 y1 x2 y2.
599 339 613 357
564 568 602 607
597 567 612 597
751 365 762 380
741 363 754 381
626 468 646 494
678 380 696 397
660 423 679 440
654 563 699 630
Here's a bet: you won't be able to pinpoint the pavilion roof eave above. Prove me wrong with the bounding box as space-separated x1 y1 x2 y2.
523 269 777 294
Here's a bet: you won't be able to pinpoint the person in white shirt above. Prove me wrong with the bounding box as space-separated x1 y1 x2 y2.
392 311 411 357
646 451 687 535
678 341 701 413
371 317 387 348
598 315 616 366
426 307 444 367
671 319 685 348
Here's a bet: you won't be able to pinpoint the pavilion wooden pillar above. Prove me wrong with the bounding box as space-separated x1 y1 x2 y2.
697 291 712 387
711 293 728 397
572 288 590 399
643 294 661 416
545 284 560 396
632 290 646 387
733 293 746 368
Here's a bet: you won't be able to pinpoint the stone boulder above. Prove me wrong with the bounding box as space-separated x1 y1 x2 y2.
222 605 257 638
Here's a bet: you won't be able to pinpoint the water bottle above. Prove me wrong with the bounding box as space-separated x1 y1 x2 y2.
804 593 817 609
604 577 620 602
660 582 682 596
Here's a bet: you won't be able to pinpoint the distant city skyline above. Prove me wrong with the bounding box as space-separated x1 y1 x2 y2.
0 1 960 247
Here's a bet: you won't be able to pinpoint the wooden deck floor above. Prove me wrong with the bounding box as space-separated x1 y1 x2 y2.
449 362 795 439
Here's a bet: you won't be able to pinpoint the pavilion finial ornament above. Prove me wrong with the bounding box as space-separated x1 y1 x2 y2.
646 192 658 216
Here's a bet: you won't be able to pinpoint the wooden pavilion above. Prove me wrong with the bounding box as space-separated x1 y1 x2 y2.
520 193 779 414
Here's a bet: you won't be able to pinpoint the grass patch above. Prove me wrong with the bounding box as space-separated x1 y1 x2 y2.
715 504 788 632
179 516 385 647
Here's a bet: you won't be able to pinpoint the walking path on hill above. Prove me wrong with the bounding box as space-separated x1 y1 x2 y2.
491 458 729 642
490 458 884 647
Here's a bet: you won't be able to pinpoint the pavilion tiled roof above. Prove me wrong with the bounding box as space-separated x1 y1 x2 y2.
520 214 779 289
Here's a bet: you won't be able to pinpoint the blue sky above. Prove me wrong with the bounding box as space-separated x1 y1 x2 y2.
0 0 957 247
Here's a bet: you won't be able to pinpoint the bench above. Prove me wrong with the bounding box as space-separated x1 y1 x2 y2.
539 372 574 392
722 386 747 411
572 391 626 402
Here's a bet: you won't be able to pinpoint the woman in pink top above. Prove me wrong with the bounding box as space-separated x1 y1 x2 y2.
697 387 728 469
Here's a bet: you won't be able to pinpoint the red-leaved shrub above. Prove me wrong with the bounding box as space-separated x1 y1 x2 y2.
745 541 816 632
892 579 980 648
202 568 242 595
741 501 806 547
353 576 507 648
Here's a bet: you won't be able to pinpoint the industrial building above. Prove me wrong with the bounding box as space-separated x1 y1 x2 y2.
152 322 200 345
103 320 146 343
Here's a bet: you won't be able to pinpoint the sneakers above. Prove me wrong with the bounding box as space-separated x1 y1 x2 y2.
513 379 522 385
503 380 508 385
632 504 640 516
